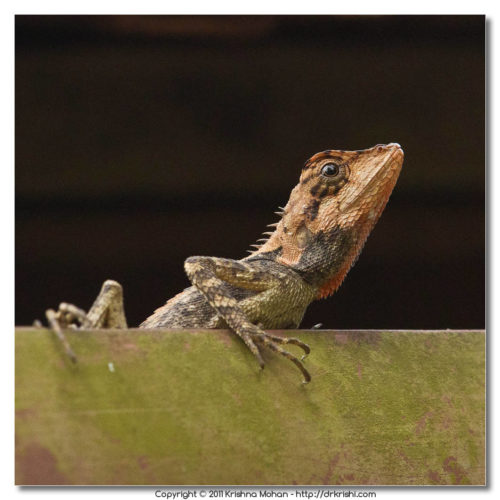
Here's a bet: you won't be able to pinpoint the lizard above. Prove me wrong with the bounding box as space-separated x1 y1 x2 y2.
46 143 404 383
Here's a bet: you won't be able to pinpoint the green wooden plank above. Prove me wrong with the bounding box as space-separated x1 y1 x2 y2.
15 328 485 485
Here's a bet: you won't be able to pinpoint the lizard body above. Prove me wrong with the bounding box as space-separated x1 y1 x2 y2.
46 143 404 382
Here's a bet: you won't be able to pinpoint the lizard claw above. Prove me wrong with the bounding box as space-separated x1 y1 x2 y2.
257 355 265 370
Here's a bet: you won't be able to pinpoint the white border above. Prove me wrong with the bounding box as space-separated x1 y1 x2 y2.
2 2 493 498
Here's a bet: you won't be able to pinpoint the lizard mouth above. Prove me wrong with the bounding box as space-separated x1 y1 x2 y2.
386 142 404 162
339 143 404 213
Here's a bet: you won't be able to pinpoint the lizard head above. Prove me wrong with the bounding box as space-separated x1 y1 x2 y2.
254 143 404 298
296 142 403 232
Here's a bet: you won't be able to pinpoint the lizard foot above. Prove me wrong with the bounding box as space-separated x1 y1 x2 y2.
46 301 95 362
252 331 311 384
45 279 128 363
259 332 310 360
45 306 81 362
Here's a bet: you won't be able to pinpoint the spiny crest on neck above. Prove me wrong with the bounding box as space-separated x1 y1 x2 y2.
245 206 286 254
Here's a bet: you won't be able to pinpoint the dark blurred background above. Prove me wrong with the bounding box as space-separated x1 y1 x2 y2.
15 15 485 329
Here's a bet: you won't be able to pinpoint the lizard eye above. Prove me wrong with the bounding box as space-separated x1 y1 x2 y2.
321 163 340 177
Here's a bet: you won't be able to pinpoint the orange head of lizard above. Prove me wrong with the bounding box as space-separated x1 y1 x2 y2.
256 143 404 298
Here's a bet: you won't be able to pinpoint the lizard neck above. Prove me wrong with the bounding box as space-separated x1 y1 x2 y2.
280 216 374 299
254 189 392 299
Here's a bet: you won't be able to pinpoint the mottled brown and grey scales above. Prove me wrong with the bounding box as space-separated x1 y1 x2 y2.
46 143 404 382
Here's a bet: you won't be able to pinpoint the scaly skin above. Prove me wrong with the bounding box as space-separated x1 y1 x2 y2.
46 143 404 382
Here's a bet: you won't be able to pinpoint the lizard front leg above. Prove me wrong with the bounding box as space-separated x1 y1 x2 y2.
46 279 127 361
184 256 311 383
